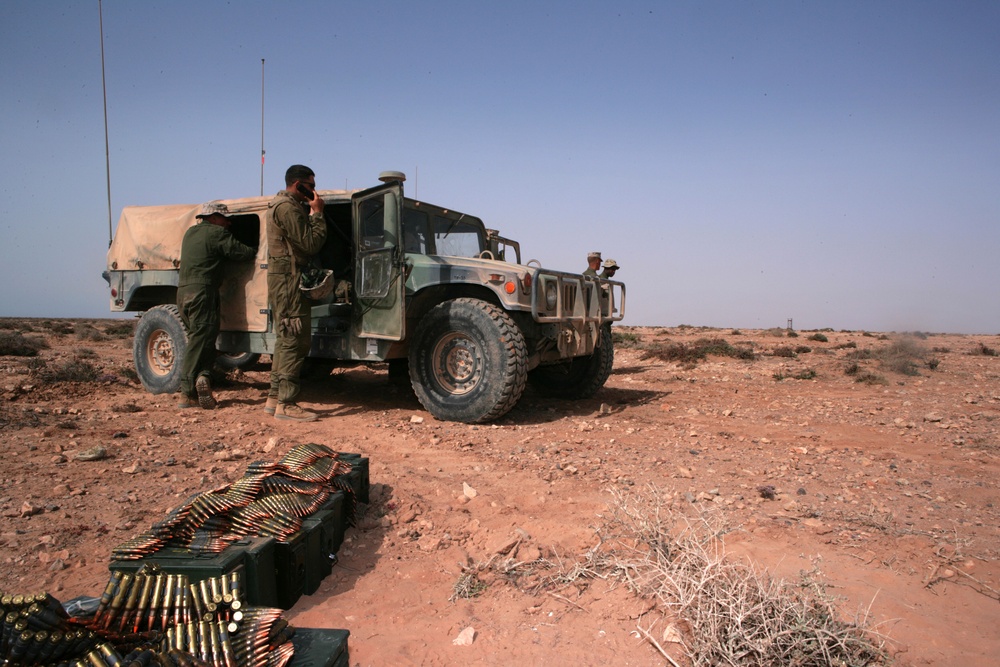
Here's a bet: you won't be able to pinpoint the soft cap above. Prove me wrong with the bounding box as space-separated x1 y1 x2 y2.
196 201 231 218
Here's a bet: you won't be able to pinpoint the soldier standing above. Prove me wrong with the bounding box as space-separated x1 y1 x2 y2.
265 164 327 422
177 201 256 409
600 258 619 278
583 251 602 277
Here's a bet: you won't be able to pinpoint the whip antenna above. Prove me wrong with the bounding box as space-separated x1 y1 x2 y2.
99 0 113 246
260 58 265 196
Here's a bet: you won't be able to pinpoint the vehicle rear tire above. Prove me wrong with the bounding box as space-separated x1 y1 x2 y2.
409 298 527 423
215 351 261 371
528 324 614 399
133 304 188 394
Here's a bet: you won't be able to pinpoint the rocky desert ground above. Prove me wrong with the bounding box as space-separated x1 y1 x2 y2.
1 318 998 666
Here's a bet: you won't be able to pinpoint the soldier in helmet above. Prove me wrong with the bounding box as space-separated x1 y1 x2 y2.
583 251 602 277
176 201 256 409
600 258 619 279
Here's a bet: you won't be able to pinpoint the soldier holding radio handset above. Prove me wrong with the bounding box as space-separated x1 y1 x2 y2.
265 164 327 422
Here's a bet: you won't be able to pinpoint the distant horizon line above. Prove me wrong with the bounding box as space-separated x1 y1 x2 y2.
0 313 996 337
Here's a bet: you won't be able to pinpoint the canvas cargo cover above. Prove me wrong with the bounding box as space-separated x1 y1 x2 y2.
107 195 277 271
107 196 274 330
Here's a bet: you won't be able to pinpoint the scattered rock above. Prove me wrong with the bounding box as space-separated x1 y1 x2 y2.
410 415 424 424
463 482 478 499
20 502 43 517
75 446 108 462
452 627 476 646
757 485 777 500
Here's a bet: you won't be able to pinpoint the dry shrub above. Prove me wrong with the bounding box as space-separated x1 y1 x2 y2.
32 359 100 383
43 321 74 335
642 338 756 366
76 324 107 342
455 487 887 665
845 336 932 377
808 333 829 343
971 342 997 357
880 337 927 376
612 330 643 349
591 487 888 666
104 320 136 338
0 331 49 357
772 346 796 358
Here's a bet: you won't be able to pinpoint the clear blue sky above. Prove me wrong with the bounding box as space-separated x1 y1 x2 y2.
2 1 997 333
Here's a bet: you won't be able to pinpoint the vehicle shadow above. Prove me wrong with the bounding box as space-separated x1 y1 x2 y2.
228 364 667 425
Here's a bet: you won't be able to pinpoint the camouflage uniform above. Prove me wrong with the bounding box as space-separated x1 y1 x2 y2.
177 219 256 401
583 251 602 277
266 190 327 404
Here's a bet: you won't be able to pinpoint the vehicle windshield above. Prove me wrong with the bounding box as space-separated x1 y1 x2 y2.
403 200 485 258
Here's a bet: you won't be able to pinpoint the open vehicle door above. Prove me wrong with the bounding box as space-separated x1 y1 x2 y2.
352 182 405 340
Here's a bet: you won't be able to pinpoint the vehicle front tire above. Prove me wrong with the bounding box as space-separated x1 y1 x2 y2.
409 298 527 423
528 324 614 399
133 304 188 394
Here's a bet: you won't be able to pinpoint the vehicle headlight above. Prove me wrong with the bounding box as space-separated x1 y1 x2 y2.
545 282 558 310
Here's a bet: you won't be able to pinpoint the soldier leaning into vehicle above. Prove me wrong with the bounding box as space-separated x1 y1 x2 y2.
583 251 602 277
177 202 256 410
265 164 327 422
600 258 619 279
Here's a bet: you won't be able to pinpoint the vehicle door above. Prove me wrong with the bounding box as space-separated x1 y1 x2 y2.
352 182 405 339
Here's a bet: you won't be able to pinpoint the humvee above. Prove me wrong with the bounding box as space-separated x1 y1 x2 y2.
104 172 625 423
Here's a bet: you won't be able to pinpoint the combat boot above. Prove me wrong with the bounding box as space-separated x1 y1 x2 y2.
275 403 318 422
196 375 216 410
177 394 198 409
264 397 278 415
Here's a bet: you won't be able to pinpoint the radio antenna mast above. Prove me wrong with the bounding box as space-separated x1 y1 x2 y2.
260 58 265 196
99 0 113 246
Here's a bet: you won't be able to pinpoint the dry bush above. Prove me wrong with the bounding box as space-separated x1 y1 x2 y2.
880 337 928 376
775 368 817 381
0 331 49 357
104 320 136 338
456 487 887 665
971 342 997 357
808 333 829 343
75 323 107 342
612 330 643 349
0 319 35 332
42 320 74 335
31 359 100 383
642 338 756 366
845 336 936 377
591 487 888 666
772 346 797 358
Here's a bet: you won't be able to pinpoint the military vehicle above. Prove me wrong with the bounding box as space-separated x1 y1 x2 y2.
104 172 625 423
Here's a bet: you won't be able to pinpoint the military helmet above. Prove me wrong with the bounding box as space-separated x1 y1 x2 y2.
299 268 334 300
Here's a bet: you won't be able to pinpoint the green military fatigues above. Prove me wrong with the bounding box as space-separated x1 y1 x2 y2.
583 268 598 277
177 222 256 399
266 190 327 404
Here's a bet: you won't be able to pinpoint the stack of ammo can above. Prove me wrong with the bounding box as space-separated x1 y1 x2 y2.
110 445 369 610
0 571 312 667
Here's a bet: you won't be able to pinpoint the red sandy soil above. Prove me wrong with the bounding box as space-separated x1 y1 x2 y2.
1 320 998 665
